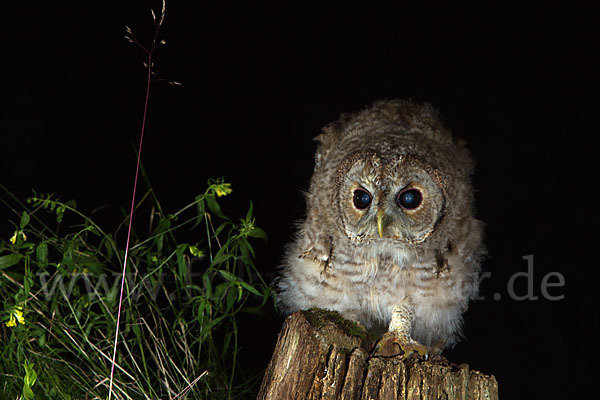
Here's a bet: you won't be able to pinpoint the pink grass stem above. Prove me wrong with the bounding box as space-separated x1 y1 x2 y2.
107 50 153 400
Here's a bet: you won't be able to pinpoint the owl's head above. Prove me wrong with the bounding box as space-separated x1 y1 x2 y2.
307 100 476 256
335 151 447 245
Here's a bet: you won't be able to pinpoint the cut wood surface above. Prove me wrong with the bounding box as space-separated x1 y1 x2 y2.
257 310 498 400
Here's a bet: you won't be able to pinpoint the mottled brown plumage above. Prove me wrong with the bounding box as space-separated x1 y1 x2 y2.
276 100 485 354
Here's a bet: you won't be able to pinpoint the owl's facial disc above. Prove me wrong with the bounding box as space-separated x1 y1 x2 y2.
338 157 446 245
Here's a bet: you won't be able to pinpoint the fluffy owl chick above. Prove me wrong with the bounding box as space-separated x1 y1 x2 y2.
275 100 485 356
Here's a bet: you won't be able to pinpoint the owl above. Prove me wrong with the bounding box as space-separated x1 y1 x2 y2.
275 99 485 356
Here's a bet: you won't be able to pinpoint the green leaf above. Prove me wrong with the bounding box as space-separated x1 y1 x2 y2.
185 283 204 293
191 195 206 229
176 244 188 287
208 314 227 329
86 222 100 237
239 239 255 259
37 332 47 347
20 211 30 229
196 194 206 213
154 218 171 254
219 270 238 284
155 218 172 234
36 242 48 268
245 201 254 221
0 253 23 270
103 234 115 260
22 361 37 400
226 287 237 312
76 253 103 274
61 249 75 270
239 280 262 297
202 272 212 298
24 361 37 386
222 330 232 356
212 252 233 267
212 244 234 266
206 195 228 220
214 283 228 302
213 222 229 239
248 227 267 241
132 321 141 338
195 297 207 317
23 385 34 400
167 213 178 221
56 204 66 223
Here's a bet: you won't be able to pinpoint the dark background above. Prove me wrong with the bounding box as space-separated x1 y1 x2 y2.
3 2 598 398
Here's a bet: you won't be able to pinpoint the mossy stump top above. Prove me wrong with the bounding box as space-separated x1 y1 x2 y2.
258 309 498 400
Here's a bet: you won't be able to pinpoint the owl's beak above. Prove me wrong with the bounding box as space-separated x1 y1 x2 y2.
377 209 385 238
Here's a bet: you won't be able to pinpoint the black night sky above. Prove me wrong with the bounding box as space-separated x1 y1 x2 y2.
3 2 598 399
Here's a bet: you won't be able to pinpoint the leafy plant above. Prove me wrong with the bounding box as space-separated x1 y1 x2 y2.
0 179 272 399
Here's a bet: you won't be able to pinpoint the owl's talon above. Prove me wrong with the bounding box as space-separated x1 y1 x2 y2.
372 331 428 359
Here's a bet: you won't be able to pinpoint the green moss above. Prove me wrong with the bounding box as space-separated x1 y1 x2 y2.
305 308 368 340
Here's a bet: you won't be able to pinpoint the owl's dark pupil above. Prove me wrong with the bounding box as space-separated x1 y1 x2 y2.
397 189 422 209
353 189 372 209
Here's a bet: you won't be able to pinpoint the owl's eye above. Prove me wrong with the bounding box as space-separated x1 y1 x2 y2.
397 188 422 209
353 189 372 210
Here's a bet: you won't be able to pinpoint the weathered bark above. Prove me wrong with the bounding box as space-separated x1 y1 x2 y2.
258 310 498 400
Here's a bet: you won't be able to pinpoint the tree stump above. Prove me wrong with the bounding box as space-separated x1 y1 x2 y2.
257 309 498 400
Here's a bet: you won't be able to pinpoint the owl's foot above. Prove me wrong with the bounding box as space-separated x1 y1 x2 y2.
372 331 428 359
